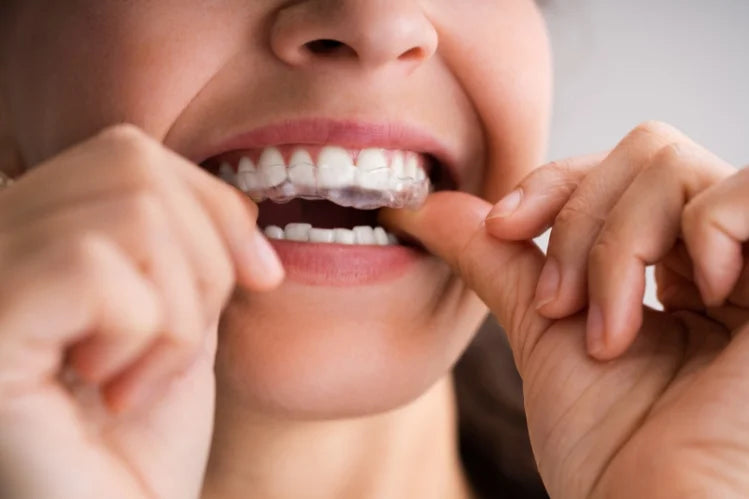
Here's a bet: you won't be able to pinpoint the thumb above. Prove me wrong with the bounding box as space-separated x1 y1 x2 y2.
380 191 552 373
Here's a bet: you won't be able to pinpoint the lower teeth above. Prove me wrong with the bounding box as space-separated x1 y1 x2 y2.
264 224 398 246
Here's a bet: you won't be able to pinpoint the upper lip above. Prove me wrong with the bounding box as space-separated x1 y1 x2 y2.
193 118 460 184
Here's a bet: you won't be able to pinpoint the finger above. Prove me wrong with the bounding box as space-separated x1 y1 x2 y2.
586 143 734 359
0 235 163 394
4 124 283 294
0 194 206 385
727 249 749 307
530 122 693 319
167 157 284 291
380 192 551 373
682 167 749 306
485 152 607 240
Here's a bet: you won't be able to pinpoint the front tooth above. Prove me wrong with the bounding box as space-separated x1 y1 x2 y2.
317 146 355 189
391 151 406 179
264 225 285 240
356 148 391 190
333 228 356 245
288 148 316 188
309 228 335 243
373 227 389 246
258 147 287 188
284 223 311 242
415 162 427 181
238 157 262 191
404 153 419 180
353 226 375 245
219 162 237 186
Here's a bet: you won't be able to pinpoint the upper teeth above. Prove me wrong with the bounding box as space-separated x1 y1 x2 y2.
218 146 430 210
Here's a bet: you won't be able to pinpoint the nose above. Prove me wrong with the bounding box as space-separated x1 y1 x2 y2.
270 0 438 73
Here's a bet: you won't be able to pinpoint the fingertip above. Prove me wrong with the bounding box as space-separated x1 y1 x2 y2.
238 232 285 290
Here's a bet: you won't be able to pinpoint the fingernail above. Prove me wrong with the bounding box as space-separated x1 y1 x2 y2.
535 257 561 309
586 303 606 357
487 188 523 219
250 233 284 284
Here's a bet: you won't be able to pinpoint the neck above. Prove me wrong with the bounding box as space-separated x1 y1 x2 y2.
202 376 473 499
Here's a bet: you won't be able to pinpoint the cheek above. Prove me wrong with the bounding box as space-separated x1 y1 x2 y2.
213 266 488 418
429 0 553 202
3 3 241 164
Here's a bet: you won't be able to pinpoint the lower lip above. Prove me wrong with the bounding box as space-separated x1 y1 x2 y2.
270 240 422 286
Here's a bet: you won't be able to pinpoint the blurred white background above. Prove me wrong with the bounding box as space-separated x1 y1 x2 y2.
541 0 749 307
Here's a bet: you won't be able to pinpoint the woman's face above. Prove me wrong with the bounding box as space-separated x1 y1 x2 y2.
0 1 551 417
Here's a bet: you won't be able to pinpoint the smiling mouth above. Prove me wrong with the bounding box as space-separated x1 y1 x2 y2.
203 144 454 247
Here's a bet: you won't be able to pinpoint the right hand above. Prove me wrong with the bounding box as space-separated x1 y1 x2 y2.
0 124 284 499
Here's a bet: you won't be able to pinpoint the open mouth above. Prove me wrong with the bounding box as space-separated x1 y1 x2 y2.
202 144 455 247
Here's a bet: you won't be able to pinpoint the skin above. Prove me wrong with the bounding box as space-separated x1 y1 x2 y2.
2 1 748 499
0 1 549 498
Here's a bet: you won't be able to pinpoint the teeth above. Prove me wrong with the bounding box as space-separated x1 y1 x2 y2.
391 151 406 179
333 228 356 245
262 225 399 246
404 153 419 180
308 228 335 243
262 224 399 245
288 149 316 187
219 162 236 185
356 149 391 190
258 147 287 188
353 226 375 245
284 223 312 242
218 145 432 210
317 146 356 189
264 225 284 239
238 157 261 191
373 227 389 246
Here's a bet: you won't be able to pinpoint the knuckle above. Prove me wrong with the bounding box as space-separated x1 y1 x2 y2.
630 120 679 142
96 125 161 184
124 191 168 231
96 123 151 153
651 142 687 167
543 158 577 177
553 195 604 232
63 233 116 280
588 234 619 268
529 161 579 195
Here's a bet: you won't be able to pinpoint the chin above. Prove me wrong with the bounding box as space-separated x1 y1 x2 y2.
213 260 488 420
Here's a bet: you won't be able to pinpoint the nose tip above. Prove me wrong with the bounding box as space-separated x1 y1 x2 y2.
271 1 438 72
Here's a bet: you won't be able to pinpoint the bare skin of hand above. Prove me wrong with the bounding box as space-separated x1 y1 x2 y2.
0 125 283 499
383 121 749 498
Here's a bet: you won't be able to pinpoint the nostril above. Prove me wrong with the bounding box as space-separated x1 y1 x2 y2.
398 47 426 62
304 39 357 58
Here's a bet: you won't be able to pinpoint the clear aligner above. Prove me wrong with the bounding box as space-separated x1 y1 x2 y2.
224 161 432 210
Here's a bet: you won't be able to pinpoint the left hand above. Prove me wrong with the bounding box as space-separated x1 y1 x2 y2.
382 120 749 497
486 120 748 359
